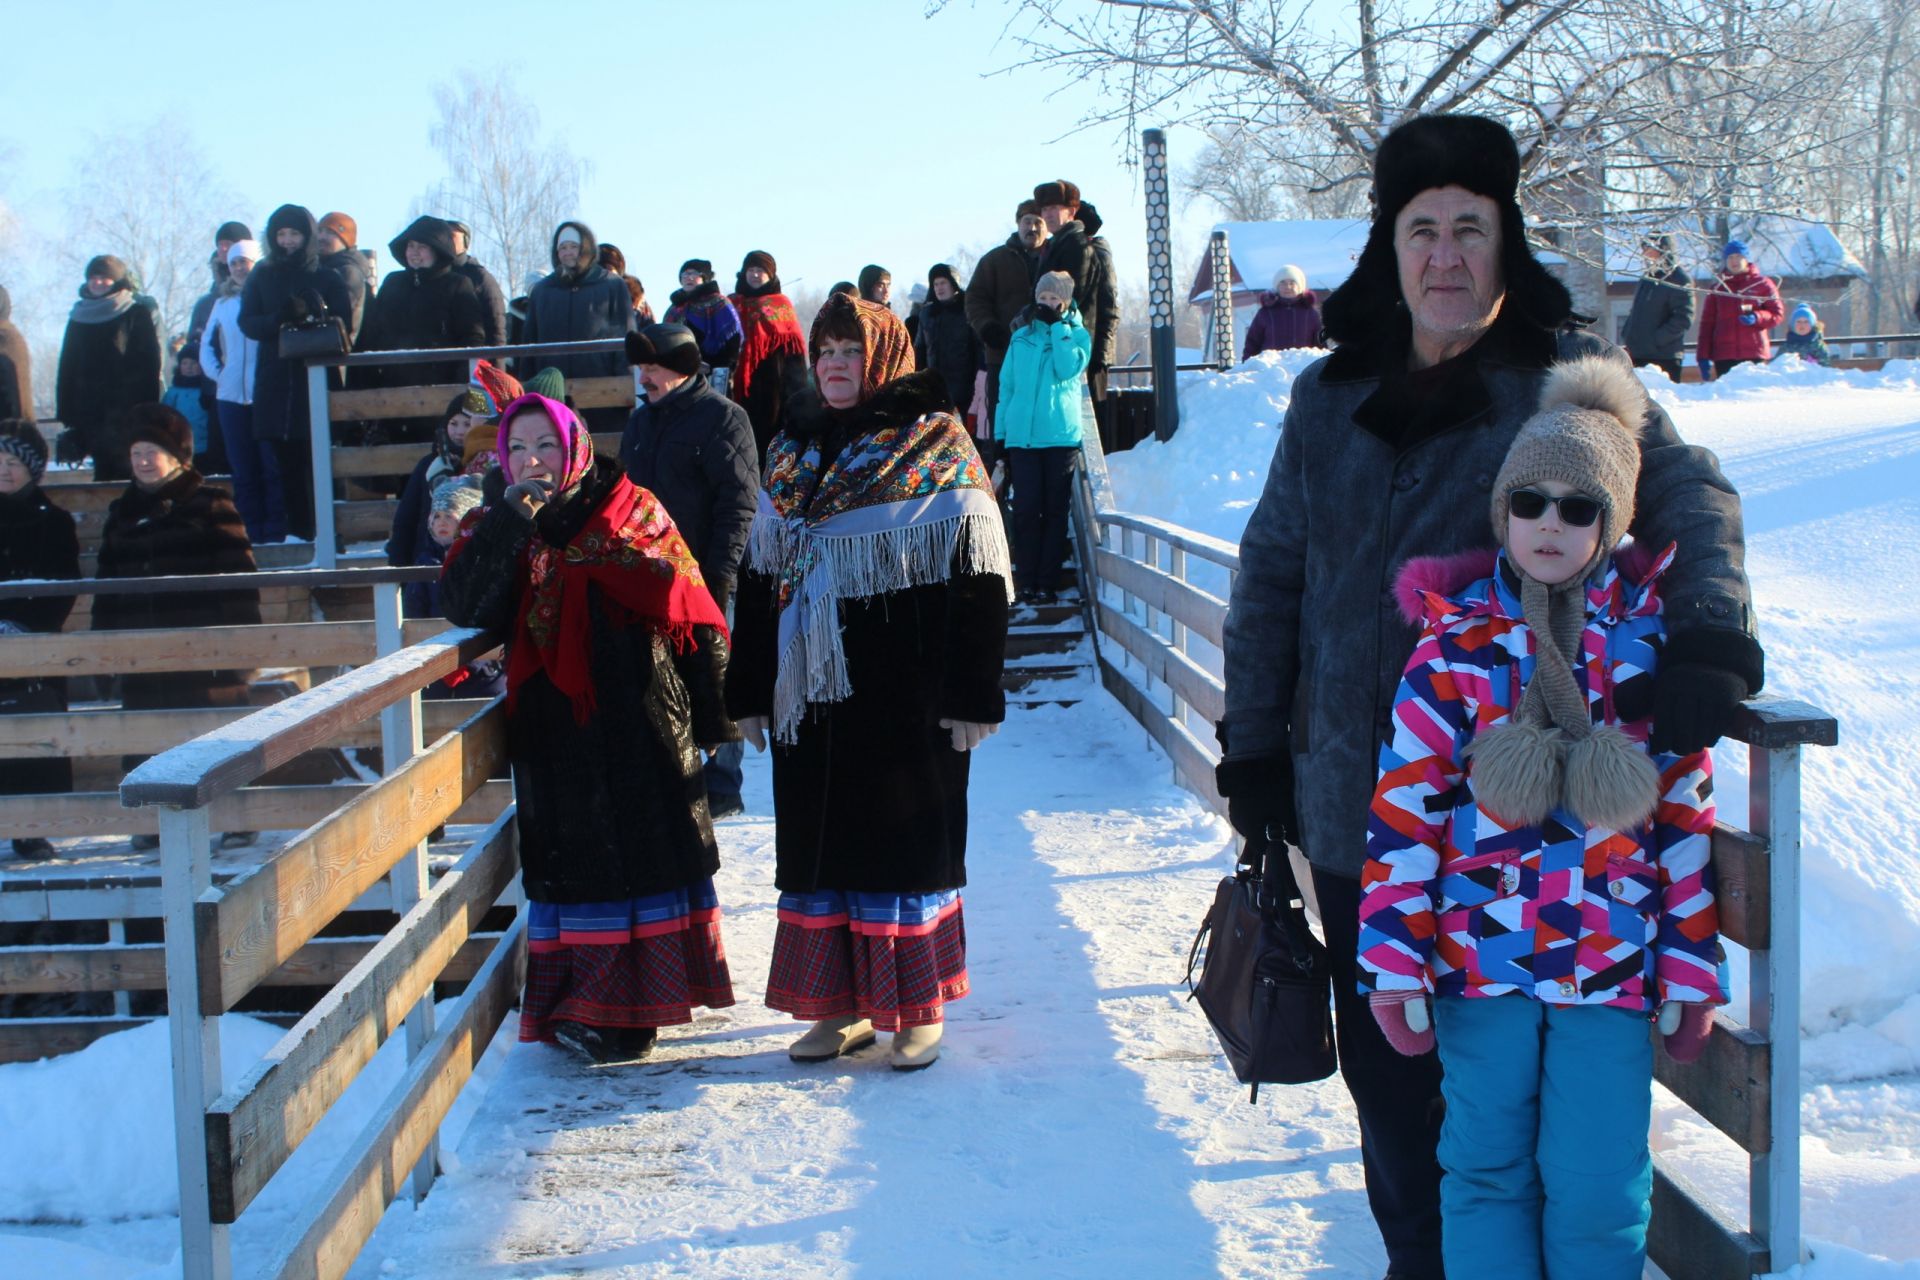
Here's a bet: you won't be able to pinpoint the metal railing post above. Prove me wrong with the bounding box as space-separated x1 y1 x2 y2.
307 363 338 569
1168 544 1189 734
1142 128 1181 442
1749 741 1805 1269
374 581 437 1200
161 804 231 1280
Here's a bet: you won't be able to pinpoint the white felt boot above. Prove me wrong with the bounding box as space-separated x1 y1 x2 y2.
788 1015 875 1063
889 1023 944 1072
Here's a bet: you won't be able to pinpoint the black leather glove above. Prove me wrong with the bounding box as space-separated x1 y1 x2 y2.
279 294 312 324
1033 304 1063 326
1649 662 1749 754
1215 754 1301 849
980 320 1010 349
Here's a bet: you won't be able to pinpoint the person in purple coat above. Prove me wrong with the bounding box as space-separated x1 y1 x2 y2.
1242 265 1322 359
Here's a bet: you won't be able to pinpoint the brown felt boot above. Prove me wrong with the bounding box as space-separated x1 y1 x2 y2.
788 1015 876 1063
889 1023 944 1072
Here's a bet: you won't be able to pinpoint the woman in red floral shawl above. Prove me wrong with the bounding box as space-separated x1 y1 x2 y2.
441 392 738 1064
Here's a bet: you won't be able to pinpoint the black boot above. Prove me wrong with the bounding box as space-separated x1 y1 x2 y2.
10 838 56 861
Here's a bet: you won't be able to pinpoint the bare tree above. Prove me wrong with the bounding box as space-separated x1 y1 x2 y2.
61 124 242 344
419 70 593 293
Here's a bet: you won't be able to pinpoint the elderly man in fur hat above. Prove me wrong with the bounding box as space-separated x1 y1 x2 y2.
1216 114 1765 1279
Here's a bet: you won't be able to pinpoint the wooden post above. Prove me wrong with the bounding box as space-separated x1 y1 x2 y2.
1750 742 1806 1269
374 582 438 1202
307 364 338 570
161 804 231 1280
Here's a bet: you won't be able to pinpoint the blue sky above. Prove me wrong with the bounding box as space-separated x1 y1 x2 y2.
4 0 1218 307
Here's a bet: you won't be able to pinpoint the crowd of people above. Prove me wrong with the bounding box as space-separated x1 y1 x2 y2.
0 124 1844 1277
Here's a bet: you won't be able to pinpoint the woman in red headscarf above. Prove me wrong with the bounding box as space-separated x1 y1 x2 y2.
441 391 738 1064
727 294 1012 1072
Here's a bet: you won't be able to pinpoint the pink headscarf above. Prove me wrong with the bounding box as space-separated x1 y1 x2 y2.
496 393 594 490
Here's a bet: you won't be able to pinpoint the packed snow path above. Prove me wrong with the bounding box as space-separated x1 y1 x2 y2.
348 697 1389 1279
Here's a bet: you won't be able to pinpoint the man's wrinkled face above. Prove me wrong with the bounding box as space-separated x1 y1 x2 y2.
1394 185 1505 364
1018 215 1049 249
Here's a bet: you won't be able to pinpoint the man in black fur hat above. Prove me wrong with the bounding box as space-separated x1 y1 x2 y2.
1217 113 1765 1279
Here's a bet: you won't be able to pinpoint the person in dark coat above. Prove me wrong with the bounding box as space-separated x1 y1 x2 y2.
727 294 1010 1072
517 221 634 432
441 390 737 1064
387 388 493 569
0 286 34 422
1620 232 1693 382
1242 265 1322 358
913 263 983 413
726 252 808 458
966 201 1050 438
365 216 487 412
238 204 354 540
447 220 508 347
187 220 254 354
93 404 260 849
620 322 759 817
54 255 163 481
316 213 372 348
1032 181 1120 407
663 260 744 372
1217 114 1764 1280
0 421 80 860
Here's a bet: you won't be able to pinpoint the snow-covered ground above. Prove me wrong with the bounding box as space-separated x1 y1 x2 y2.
3 353 1916 1278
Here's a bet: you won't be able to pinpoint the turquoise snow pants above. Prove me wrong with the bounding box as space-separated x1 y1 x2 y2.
1433 996 1654 1280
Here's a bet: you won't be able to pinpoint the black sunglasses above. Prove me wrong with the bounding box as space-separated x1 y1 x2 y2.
1508 488 1602 527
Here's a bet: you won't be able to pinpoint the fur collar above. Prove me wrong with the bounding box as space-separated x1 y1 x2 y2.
1392 540 1666 626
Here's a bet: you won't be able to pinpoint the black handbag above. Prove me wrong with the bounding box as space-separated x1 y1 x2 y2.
278 313 349 361
1186 833 1338 1100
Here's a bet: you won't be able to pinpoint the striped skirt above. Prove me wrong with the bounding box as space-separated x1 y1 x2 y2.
765 889 969 1031
519 878 735 1041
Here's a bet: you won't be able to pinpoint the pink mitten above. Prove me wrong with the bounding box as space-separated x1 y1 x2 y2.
1660 1001 1715 1064
1369 990 1436 1056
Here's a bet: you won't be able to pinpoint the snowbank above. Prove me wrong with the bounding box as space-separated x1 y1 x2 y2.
1109 351 1920 1072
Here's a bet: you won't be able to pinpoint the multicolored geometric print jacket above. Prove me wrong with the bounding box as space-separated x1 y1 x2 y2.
1356 544 1728 1014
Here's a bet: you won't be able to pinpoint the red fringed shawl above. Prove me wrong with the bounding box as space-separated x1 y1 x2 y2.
501 476 728 724
730 292 807 404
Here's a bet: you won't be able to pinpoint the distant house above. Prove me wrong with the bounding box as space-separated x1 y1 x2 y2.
1187 220 1369 360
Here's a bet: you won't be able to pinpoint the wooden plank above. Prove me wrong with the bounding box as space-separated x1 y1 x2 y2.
1711 823 1770 950
0 1016 146 1065
330 374 634 423
1097 652 1224 814
331 443 434 478
1649 1164 1768 1278
1656 1016 1771 1154
1095 598 1227 724
335 500 397 543
205 701 507 1010
0 777 510 839
0 934 499 995
119 632 500 808
208 814 518 1221
0 696 493 760
0 622 375 680
1093 546 1228 647
265 918 523 1280
1730 698 1839 750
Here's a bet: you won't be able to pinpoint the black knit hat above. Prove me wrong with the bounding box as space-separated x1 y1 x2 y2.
127 402 194 464
625 323 703 378
928 263 960 291
1319 113 1572 345
741 250 777 277
0 419 49 484
678 259 713 281
215 221 252 245
1032 179 1081 210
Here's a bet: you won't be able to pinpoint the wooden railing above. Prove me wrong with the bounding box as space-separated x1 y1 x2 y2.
117 580 520 1280
1071 427 1839 1279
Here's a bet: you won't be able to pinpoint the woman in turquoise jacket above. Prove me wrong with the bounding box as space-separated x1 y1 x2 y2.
994 271 1091 604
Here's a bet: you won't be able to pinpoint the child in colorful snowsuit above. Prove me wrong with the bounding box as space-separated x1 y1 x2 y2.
1357 356 1729 1280
1772 303 1833 366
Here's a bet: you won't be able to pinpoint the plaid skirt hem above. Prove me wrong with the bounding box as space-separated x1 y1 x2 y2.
765 896 969 1033
519 920 735 1041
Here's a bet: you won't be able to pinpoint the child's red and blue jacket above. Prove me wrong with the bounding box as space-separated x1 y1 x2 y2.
1356 544 1727 1013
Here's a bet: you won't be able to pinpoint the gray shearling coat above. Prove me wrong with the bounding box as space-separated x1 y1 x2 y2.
1222 327 1758 878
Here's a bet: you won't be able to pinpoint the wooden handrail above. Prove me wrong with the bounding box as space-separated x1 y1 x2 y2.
0 564 437 603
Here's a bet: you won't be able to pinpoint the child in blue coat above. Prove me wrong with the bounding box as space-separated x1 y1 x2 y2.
993 270 1091 604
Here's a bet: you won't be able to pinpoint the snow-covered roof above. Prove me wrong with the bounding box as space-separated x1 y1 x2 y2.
1188 220 1371 303
1603 214 1866 282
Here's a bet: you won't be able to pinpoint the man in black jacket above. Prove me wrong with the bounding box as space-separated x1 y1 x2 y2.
967 201 1049 439
620 322 759 817
448 220 508 347
1032 179 1120 411
1621 231 1694 381
519 221 633 432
